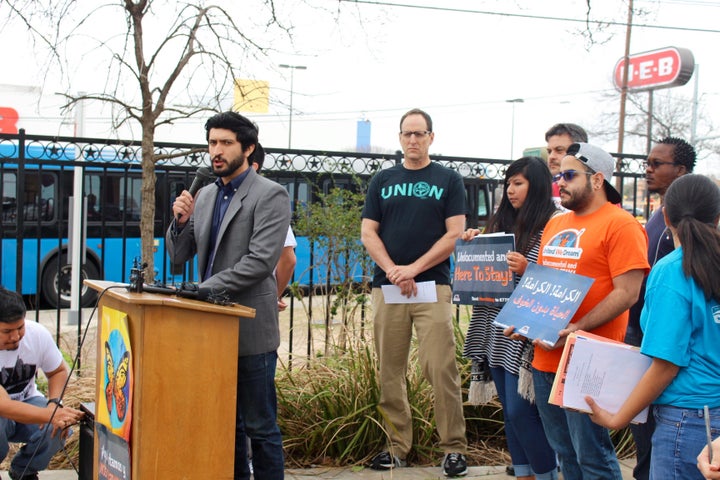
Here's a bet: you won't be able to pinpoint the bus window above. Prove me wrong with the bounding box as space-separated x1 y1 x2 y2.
120 176 142 221
462 179 498 229
2 172 17 223
268 176 311 214
296 180 309 210
87 174 144 223
477 186 489 219
276 178 297 209
39 174 55 221
3 172 57 223
322 177 350 194
85 174 102 220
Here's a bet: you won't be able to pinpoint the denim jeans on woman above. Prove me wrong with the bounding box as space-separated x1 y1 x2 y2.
532 368 622 480
234 351 284 480
650 404 720 480
490 366 557 479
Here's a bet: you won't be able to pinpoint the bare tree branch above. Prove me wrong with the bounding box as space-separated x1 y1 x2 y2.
2 0 296 279
590 89 720 163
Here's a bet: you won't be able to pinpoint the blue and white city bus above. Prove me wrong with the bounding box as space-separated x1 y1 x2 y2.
0 133 203 307
1 131 503 307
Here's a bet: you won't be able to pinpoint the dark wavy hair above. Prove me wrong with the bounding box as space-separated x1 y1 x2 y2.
485 156 556 253
204 111 259 153
664 174 720 301
250 142 266 171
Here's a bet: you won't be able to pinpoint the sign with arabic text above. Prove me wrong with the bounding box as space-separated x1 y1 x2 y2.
492 263 594 346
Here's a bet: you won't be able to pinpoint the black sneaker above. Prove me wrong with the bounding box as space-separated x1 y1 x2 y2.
442 452 468 477
370 450 407 470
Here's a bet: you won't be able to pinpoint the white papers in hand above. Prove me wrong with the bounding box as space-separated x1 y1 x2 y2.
560 333 652 423
381 281 438 304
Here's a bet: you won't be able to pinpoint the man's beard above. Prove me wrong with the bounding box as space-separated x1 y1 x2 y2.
213 153 245 178
561 181 593 211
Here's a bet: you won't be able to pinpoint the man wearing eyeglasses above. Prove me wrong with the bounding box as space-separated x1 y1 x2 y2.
361 108 469 477
545 124 588 210
517 143 649 480
625 137 696 480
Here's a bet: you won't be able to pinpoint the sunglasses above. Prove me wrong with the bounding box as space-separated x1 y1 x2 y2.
553 169 595 182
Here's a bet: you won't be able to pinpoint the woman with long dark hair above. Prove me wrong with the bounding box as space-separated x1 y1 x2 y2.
462 156 558 480
587 174 720 480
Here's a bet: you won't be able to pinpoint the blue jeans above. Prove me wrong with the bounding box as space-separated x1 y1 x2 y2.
0 395 65 476
629 405 655 480
491 367 557 479
532 369 622 480
651 405 720 480
234 351 284 480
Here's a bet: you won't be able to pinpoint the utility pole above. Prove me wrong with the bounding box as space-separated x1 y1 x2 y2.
617 0 633 159
279 64 307 149
506 98 524 159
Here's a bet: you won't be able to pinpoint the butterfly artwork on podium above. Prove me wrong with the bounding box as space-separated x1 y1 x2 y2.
105 341 130 422
98 306 134 441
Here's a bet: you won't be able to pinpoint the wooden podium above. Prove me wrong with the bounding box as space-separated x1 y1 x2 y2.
86 280 255 479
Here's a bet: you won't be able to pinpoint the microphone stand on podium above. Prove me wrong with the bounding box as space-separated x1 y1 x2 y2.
82 279 255 479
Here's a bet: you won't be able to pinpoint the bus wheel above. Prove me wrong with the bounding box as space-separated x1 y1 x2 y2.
41 255 101 308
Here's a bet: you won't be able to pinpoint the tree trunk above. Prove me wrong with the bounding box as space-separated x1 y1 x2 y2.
140 120 157 282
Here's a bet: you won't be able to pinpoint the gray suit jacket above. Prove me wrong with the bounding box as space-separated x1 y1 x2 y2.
166 167 291 356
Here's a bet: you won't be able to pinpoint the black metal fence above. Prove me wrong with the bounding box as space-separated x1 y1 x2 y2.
0 129 648 368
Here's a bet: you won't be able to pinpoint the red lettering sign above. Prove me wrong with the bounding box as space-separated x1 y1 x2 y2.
0 107 19 134
614 47 694 92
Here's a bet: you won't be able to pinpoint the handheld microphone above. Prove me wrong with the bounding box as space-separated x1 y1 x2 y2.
187 166 215 196
176 167 215 221
171 166 215 278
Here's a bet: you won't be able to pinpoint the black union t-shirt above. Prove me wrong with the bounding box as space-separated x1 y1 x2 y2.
362 161 466 287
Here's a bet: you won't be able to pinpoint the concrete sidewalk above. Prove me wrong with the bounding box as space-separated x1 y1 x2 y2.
42 457 636 479
285 457 636 479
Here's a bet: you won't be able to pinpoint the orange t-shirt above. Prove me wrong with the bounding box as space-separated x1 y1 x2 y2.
533 202 650 372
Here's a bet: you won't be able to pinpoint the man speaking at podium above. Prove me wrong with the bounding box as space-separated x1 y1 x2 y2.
167 111 291 480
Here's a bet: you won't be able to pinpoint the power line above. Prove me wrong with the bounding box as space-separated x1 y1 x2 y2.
643 0 720 7
259 88 616 122
340 0 720 34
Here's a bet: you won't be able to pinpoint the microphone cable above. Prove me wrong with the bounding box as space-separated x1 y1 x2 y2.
16 283 128 478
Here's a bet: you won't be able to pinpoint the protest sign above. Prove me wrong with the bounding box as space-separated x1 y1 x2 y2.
452 233 515 306
492 263 594 346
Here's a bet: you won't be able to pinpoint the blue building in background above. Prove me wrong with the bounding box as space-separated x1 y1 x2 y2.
356 119 371 152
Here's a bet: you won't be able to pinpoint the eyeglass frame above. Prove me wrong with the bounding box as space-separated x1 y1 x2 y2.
399 130 431 139
553 169 596 183
642 160 678 169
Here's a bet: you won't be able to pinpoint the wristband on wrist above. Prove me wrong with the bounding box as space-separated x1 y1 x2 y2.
47 397 64 408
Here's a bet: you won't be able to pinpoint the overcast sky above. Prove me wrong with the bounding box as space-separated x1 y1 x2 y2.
2 0 719 173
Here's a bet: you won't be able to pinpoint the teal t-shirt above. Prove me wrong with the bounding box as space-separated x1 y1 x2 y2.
640 247 720 408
